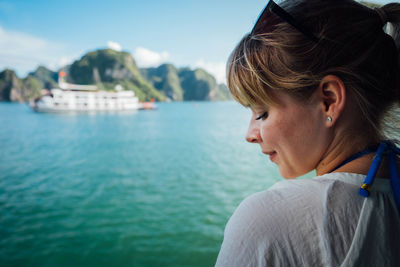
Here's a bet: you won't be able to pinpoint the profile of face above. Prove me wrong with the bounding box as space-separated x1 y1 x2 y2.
246 91 331 178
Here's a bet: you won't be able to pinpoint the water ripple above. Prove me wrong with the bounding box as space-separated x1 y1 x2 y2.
0 102 286 266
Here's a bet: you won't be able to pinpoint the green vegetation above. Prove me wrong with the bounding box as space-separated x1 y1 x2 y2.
142 64 230 101
29 66 58 89
0 49 231 102
0 69 24 102
22 75 42 100
141 64 184 101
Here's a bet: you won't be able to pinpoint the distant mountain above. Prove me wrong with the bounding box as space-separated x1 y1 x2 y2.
0 49 230 102
141 64 230 101
28 66 58 89
141 64 183 101
178 67 230 101
68 49 166 101
0 69 42 102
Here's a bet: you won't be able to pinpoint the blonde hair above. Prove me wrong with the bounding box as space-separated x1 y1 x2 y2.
228 0 400 139
228 32 319 108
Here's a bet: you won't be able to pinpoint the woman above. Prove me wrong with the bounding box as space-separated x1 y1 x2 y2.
216 0 400 266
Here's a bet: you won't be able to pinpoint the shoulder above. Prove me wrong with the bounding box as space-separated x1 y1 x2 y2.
226 177 333 235
216 173 364 266
216 178 325 266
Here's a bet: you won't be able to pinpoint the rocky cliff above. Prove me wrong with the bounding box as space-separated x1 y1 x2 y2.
0 49 230 102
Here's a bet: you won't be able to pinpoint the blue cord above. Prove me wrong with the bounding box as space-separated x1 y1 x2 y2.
330 145 378 173
388 149 400 207
329 140 400 207
358 141 400 208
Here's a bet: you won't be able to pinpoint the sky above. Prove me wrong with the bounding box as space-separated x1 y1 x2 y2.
0 0 393 84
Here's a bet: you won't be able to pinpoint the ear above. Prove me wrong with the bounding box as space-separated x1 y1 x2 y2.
316 75 346 127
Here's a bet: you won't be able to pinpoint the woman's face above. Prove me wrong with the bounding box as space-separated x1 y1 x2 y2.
246 92 329 178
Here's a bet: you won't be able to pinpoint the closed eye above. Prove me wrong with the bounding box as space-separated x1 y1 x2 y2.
255 112 268 120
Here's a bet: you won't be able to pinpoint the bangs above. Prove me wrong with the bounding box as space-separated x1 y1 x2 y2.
227 34 279 108
227 32 319 108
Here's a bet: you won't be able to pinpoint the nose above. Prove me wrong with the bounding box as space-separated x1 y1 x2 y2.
246 119 261 143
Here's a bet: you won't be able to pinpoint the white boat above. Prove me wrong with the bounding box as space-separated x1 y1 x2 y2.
31 72 140 112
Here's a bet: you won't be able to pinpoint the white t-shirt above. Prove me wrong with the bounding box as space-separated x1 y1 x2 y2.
216 172 400 267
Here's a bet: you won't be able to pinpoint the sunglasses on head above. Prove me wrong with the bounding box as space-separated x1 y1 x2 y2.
251 0 319 43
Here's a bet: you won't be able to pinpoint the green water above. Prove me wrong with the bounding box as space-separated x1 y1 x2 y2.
0 102 283 266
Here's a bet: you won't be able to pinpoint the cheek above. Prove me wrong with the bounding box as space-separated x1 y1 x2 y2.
289 108 320 140
259 118 291 148
259 120 279 143
290 114 326 166
275 112 315 158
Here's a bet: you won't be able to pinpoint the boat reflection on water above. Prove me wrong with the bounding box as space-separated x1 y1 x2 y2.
139 99 157 110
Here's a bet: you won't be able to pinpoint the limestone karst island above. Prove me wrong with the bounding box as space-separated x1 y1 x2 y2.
0 49 231 103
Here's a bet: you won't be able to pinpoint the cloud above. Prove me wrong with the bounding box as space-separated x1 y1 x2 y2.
107 41 122 52
47 56 75 71
194 59 227 84
0 26 75 77
133 47 169 68
0 25 227 85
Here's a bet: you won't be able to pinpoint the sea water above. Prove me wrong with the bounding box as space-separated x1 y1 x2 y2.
0 102 300 266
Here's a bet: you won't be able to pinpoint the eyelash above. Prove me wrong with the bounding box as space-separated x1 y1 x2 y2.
255 112 268 120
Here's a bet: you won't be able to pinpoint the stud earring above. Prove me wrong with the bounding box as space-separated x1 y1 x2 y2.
327 116 332 122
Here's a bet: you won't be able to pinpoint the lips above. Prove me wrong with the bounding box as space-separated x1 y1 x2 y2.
263 151 277 162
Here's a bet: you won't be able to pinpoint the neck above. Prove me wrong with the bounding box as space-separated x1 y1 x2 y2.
315 132 379 176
